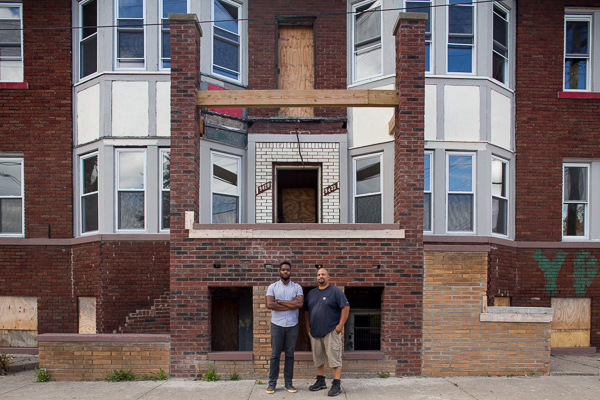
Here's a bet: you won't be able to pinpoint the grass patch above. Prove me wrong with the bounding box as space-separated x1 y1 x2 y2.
377 372 390 378
105 369 136 382
138 368 168 381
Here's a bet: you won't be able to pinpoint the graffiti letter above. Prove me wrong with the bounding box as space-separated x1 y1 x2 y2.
533 249 566 296
573 251 598 296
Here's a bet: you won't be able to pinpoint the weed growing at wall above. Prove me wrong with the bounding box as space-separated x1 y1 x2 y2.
1 354 10 375
105 369 136 382
35 368 50 382
202 366 220 382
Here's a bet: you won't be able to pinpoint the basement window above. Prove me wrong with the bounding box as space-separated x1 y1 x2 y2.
344 287 382 351
211 287 253 351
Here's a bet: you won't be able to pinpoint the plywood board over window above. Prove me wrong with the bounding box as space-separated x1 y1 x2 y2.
278 25 314 118
79 297 97 334
0 296 38 347
551 298 591 347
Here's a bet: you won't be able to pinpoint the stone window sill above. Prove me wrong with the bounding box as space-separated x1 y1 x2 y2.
480 306 553 323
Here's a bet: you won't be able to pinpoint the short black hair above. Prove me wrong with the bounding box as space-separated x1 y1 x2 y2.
279 261 292 269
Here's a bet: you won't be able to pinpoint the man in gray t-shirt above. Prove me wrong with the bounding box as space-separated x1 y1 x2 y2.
265 261 304 394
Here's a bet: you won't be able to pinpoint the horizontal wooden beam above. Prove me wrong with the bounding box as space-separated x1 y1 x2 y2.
196 89 399 108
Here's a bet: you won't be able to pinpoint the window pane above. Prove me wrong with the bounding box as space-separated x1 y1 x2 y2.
0 6 20 19
82 0 97 39
566 21 589 55
406 2 431 33
161 29 170 59
0 20 21 45
82 193 98 233
163 0 187 17
424 154 430 191
448 155 472 192
356 156 380 195
424 193 431 231
448 194 473 231
118 152 144 190
356 194 382 223
118 31 144 59
448 45 472 72
0 159 22 196
563 203 585 236
83 156 98 194
355 45 381 81
355 1 381 44
215 0 239 34
0 60 22 81
0 198 22 233
118 192 144 229
491 159 505 197
162 152 170 190
492 51 506 83
118 0 143 18
564 166 587 201
212 193 238 223
81 36 97 77
493 12 508 51
564 59 587 90
162 191 170 229
214 37 239 72
448 5 473 35
492 197 507 235
213 154 238 195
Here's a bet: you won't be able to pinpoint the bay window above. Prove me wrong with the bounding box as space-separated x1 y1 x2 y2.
447 153 474 232
211 152 240 223
354 153 382 223
116 0 145 69
212 0 241 81
160 149 170 230
80 153 99 234
352 0 382 82
80 0 97 78
116 149 146 230
491 157 507 236
448 0 474 73
492 3 509 84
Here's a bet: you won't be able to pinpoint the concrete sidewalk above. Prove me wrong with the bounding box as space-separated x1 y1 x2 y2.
1 355 599 400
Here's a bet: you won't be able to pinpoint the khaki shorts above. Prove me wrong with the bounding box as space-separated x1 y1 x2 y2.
309 329 343 368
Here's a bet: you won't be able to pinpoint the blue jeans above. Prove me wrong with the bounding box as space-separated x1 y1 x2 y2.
269 323 299 388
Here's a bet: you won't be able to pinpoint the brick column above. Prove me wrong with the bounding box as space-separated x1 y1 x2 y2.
387 12 427 376
168 14 205 377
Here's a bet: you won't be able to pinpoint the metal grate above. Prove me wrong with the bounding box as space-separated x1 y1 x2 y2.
353 314 381 350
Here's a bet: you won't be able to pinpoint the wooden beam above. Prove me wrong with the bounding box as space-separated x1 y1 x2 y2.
196 89 399 108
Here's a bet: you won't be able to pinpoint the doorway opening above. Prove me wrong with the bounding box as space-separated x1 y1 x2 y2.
275 166 320 223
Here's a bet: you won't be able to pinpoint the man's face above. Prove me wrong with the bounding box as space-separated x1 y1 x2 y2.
279 264 291 281
317 268 329 286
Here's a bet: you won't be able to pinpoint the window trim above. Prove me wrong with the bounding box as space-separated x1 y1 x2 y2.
446 152 476 233
211 0 242 83
353 152 383 223
492 2 509 86
0 3 24 83
446 0 476 75
491 156 508 237
351 0 383 83
562 162 590 240
114 0 146 70
210 151 242 223
424 151 433 232
79 152 99 235
0 157 24 237
159 0 188 70
159 148 170 232
115 148 147 232
563 14 592 92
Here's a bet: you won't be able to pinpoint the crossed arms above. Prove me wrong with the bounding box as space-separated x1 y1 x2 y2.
266 294 304 311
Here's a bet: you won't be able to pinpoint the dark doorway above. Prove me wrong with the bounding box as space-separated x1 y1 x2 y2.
276 168 319 223
211 287 253 351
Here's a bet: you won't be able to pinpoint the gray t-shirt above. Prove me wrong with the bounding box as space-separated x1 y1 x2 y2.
304 285 349 338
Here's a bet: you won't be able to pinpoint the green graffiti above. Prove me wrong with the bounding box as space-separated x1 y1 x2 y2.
533 250 567 296
573 251 598 296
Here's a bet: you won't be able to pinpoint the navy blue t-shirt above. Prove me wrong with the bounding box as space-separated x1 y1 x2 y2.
304 285 350 338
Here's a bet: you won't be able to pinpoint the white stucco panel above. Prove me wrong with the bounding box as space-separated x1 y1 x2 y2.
444 85 480 142
156 81 171 137
348 84 394 148
490 90 512 150
76 84 100 145
112 81 149 137
424 84 437 141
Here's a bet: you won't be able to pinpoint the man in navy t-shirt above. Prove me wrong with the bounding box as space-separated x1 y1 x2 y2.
304 267 350 397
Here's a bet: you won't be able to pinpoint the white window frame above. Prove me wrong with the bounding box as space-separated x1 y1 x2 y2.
353 153 383 223
210 151 241 223
492 2 509 86
115 148 147 232
352 0 383 83
424 151 433 232
446 152 475 233
491 156 508 237
0 157 24 237
211 0 242 83
80 152 99 235
159 0 188 70
159 148 170 231
0 3 24 82
562 163 589 240
563 14 592 91
79 0 98 79
115 0 146 70
405 1 432 73
447 0 475 75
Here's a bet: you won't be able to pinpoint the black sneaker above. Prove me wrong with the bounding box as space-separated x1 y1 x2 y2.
309 375 327 391
328 379 341 396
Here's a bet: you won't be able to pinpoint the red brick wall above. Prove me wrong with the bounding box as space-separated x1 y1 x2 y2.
515 0 600 242
0 0 73 239
247 0 347 119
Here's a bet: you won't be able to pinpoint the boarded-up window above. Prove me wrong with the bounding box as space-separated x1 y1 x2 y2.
79 297 97 334
276 168 319 223
551 298 591 347
0 296 37 347
277 25 314 118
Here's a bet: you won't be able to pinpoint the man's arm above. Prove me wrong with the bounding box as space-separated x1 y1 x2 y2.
334 305 350 334
266 295 293 311
277 294 304 310
304 309 311 334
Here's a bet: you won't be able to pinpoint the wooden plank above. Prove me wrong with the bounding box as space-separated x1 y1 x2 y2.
78 297 97 334
551 330 590 348
278 25 314 118
0 329 38 347
493 297 510 307
0 296 37 330
282 188 316 223
196 89 399 108
551 298 591 330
